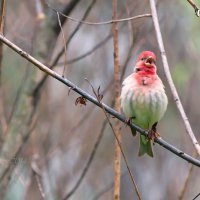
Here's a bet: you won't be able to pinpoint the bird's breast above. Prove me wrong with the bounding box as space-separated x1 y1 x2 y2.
121 75 168 128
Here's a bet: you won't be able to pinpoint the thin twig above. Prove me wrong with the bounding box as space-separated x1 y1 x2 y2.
51 0 82 35
52 0 97 71
193 192 200 200
186 0 200 16
0 0 7 135
179 157 195 200
0 0 6 33
0 34 200 167
31 155 45 200
62 119 108 200
47 3 151 25
112 0 122 199
56 11 67 77
149 0 200 156
56 33 112 66
47 2 151 25
32 0 98 97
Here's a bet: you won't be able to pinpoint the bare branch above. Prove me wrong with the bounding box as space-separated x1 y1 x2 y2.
56 33 111 66
186 0 200 16
149 0 200 156
0 0 6 33
112 0 121 199
47 3 151 25
179 156 195 200
31 155 45 200
56 12 67 77
0 34 200 167
50 0 82 35
0 0 7 136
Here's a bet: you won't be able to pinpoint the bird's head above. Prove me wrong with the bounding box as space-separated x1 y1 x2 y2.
134 51 157 75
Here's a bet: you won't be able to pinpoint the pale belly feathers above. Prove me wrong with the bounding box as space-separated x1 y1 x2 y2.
121 74 168 129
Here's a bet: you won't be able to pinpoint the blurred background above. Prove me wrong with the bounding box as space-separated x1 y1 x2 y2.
0 0 200 199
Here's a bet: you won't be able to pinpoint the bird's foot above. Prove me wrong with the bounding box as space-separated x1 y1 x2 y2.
146 122 160 141
147 129 160 141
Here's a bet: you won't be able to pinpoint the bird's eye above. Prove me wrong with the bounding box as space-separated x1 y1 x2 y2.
141 57 146 61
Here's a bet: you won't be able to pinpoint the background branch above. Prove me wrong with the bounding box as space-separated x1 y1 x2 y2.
149 0 200 155
112 0 121 199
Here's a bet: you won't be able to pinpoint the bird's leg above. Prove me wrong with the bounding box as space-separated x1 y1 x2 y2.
125 116 137 136
126 116 136 126
147 122 160 140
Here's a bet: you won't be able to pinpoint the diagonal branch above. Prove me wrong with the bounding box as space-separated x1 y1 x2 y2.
149 0 200 156
186 0 200 16
0 34 200 167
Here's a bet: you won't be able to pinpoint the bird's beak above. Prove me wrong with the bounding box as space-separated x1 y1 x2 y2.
145 56 154 67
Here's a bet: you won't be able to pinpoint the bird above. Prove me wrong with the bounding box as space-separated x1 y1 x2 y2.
120 51 168 157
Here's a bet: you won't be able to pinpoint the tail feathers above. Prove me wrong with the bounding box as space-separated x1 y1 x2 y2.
138 135 153 157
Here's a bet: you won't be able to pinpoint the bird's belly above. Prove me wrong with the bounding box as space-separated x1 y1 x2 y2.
121 87 167 129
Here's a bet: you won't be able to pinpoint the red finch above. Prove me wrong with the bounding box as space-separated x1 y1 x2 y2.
120 51 168 157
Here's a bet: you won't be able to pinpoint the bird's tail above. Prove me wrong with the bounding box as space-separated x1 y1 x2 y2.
138 135 153 157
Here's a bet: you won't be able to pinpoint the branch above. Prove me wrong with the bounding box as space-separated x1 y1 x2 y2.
31 155 45 200
149 0 200 156
193 193 200 200
56 11 67 76
47 3 151 25
0 34 200 167
0 0 6 33
0 0 7 135
112 0 122 199
179 155 195 200
186 0 200 16
51 0 82 34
